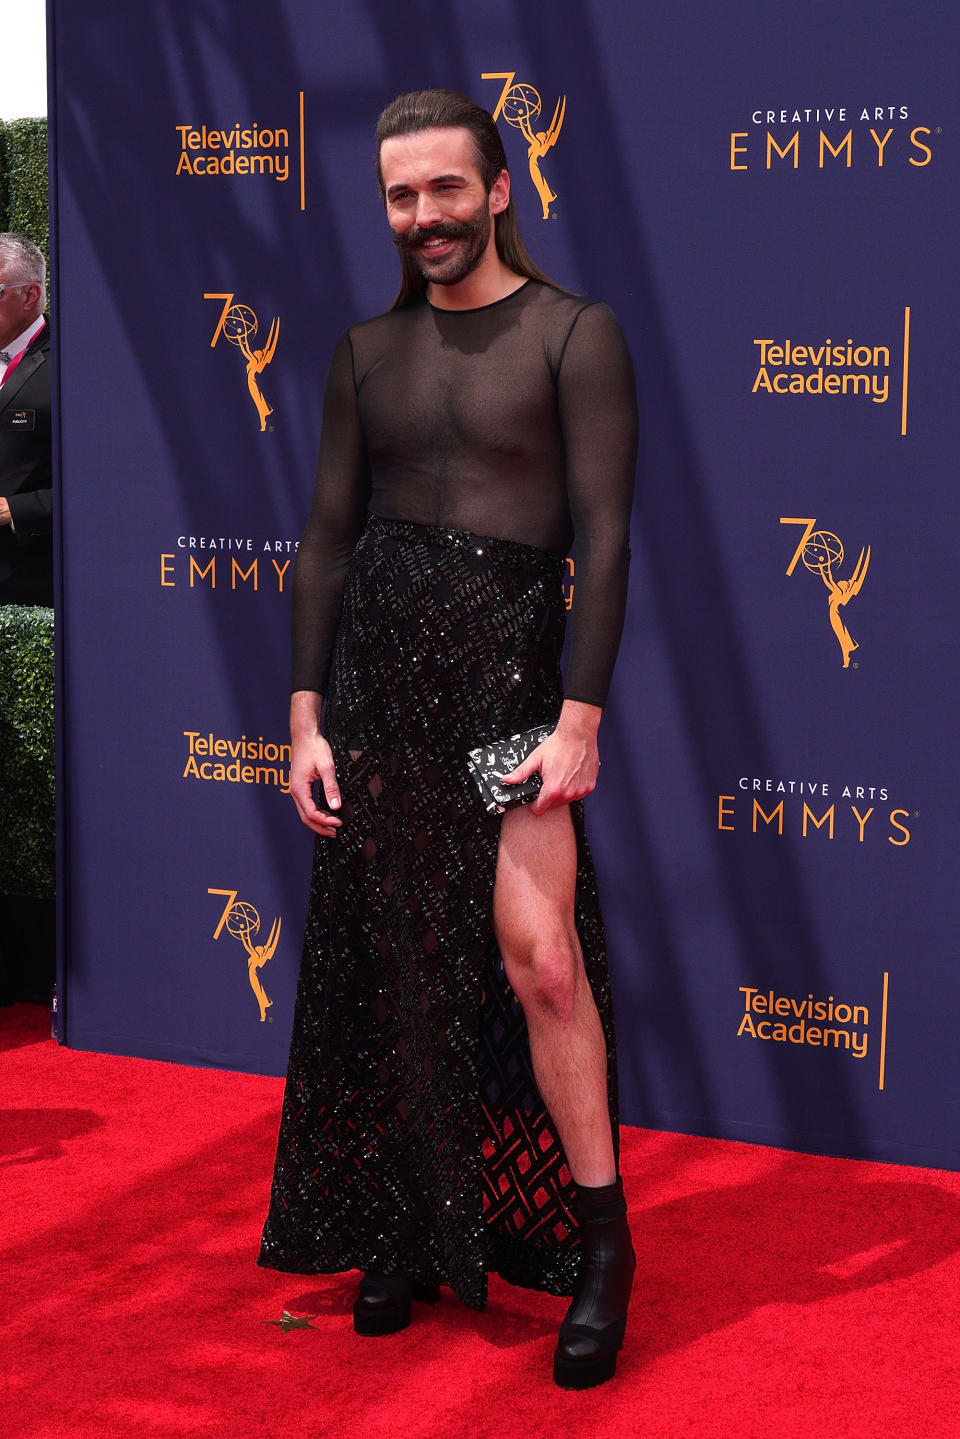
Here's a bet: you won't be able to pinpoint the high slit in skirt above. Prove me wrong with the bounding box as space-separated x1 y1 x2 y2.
258 514 619 1310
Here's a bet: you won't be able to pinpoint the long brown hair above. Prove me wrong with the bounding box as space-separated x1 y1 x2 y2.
375 88 559 309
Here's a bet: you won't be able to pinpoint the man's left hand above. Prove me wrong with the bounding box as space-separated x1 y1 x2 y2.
0 498 11 526
501 698 602 815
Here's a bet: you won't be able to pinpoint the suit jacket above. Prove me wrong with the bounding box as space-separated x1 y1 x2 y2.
0 322 52 605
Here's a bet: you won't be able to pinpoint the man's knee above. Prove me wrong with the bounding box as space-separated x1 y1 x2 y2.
502 923 582 1024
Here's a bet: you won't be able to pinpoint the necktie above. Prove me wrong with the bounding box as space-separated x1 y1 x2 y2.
1 350 24 385
1 322 43 385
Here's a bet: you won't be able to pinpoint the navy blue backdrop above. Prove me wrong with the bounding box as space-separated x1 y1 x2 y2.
50 0 959 1169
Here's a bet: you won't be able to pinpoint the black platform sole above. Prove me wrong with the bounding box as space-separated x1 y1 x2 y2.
553 1344 619 1390
353 1279 440 1337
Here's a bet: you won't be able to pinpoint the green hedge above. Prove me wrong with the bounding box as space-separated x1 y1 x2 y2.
0 606 55 897
0 126 8 241
0 124 54 899
0 117 49 290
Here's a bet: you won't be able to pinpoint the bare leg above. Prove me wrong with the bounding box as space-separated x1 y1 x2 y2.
492 803 616 1187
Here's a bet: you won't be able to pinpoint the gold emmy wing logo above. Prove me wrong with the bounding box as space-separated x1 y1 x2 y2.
204 293 279 431
482 72 565 218
781 517 871 668
209 888 282 1022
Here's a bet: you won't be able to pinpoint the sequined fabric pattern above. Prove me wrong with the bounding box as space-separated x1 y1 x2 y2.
258 516 620 1310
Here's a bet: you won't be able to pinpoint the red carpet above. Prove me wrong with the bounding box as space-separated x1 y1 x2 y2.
3 1002 960 1438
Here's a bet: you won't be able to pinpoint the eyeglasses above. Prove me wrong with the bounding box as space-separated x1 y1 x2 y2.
0 282 33 299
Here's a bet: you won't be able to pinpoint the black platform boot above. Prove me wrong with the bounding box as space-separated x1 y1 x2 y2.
352 1274 441 1336
554 1178 636 1389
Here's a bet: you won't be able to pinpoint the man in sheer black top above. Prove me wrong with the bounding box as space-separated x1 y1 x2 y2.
264 90 638 1390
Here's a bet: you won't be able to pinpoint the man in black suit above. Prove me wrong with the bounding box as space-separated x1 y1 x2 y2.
0 233 52 607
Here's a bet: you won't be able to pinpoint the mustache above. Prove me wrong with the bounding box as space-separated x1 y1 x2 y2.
393 218 481 252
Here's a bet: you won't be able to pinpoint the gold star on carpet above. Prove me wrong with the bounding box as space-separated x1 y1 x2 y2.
264 1310 318 1333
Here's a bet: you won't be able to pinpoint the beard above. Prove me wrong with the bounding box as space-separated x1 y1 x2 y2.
393 202 492 287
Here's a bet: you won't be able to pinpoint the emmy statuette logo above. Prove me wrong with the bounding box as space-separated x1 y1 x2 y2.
482 72 565 218
209 888 282 1022
782 518 871 668
204 293 280 431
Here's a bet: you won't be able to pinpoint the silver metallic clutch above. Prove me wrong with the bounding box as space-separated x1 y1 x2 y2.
466 725 554 814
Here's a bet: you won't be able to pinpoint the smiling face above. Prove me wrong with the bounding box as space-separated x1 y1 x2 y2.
379 127 510 293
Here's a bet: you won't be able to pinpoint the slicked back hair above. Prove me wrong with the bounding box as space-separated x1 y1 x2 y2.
375 88 558 309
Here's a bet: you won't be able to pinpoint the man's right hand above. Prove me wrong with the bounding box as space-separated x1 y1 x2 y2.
289 690 343 837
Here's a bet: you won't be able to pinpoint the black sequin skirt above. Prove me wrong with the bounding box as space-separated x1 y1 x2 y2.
258 515 619 1309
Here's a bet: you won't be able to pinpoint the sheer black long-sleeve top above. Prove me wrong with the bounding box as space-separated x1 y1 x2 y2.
291 278 638 709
